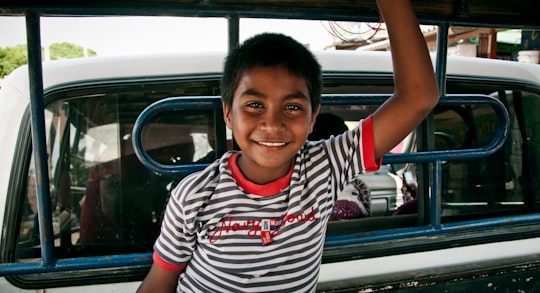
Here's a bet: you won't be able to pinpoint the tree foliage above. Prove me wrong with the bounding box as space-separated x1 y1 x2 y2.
49 42 97 60
0 42 97 78
0 45 28 78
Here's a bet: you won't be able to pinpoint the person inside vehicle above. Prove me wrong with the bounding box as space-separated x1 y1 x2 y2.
137 0 439 291
393 170 418 216
309 113 371 220
307 112 349 141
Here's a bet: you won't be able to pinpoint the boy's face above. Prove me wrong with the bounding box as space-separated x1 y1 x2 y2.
223 65 319 184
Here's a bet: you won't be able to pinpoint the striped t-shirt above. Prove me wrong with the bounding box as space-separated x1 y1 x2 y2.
153 116 378 292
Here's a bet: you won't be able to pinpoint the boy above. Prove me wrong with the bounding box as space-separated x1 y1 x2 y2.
137 0 439 291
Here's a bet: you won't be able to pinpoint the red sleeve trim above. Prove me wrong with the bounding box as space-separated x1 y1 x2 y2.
153 252 187 272
361 115 382 172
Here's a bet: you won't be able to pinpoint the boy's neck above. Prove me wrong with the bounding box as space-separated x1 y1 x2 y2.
228 152 294 195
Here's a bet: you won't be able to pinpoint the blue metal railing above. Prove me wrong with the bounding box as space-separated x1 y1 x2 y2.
0 9 531 280
0 254 151 277
25 11 56 269
131 93 510 176
324 212 540 247
0 92 511 277
131 96 223 178
130 92 523 249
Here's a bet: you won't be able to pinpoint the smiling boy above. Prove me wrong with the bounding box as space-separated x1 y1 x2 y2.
223 65 318 184
137 0 439 292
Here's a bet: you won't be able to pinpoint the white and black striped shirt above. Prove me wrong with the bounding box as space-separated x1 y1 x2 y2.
154 117 378 292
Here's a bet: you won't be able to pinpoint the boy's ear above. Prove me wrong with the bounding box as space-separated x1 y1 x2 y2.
222 101 232 129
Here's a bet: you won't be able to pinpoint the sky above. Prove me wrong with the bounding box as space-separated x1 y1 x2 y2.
0 16 338 56
1 16 524 59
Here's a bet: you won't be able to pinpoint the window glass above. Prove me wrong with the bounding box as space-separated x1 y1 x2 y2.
319 79 540 234
142 110 216 164
17 80 221 261
437 89 540 221
516 91 540 205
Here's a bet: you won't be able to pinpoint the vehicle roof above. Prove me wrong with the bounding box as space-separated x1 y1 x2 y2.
4 50 540 99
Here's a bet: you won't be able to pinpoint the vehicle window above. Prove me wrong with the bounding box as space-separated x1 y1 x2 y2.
16 75 403 267
12 73 540 286
438 87 540 222
17 79 222 264
322 81 540 236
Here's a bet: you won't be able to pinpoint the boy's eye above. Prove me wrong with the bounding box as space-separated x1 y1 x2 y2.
246 102 263 109
285 104 301 111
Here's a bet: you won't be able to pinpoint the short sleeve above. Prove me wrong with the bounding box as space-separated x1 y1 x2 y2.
152 175 199 268
361 115 382 172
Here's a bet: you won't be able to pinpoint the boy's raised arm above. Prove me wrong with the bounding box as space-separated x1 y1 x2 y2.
371 0 440 160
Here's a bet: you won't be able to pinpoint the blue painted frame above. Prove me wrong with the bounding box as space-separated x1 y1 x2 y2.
0 5 535 279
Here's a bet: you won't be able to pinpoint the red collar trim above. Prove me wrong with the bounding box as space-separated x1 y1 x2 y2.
228 152 293 196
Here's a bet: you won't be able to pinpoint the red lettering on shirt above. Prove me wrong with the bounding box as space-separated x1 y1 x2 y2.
208 207 319 244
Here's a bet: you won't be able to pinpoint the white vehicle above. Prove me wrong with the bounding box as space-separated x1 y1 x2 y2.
1 48 540 292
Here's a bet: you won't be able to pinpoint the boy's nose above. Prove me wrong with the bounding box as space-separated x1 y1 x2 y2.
261 109 285 132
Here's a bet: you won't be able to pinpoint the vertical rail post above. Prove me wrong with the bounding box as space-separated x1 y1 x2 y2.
435 23 449 96
428 23 449 228
228 14 240 51
430 160 443 228
25 10 56 266
227 14 240 150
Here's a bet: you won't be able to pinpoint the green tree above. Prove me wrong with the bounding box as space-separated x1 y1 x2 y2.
49 42 97 60
0 45 28 77
0 42 97 77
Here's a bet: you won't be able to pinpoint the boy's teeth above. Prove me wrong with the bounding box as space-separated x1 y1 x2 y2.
260 142 285 146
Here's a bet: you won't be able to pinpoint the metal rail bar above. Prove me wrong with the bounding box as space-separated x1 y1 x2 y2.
431 160 443 228
428 23 449 228
0 253 151 277
435 23 449 100
25 11 56 267
228 14 240 50
1 211 539 277
131 96 223 177
1 4 539 29
131 94 510 177
324 212 540 247
0 3 523 279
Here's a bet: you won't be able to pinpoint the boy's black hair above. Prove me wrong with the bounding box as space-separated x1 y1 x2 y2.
221 33 322 111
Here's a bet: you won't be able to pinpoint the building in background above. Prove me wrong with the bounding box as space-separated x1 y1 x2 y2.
518 30 540 64
324 23 535 63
